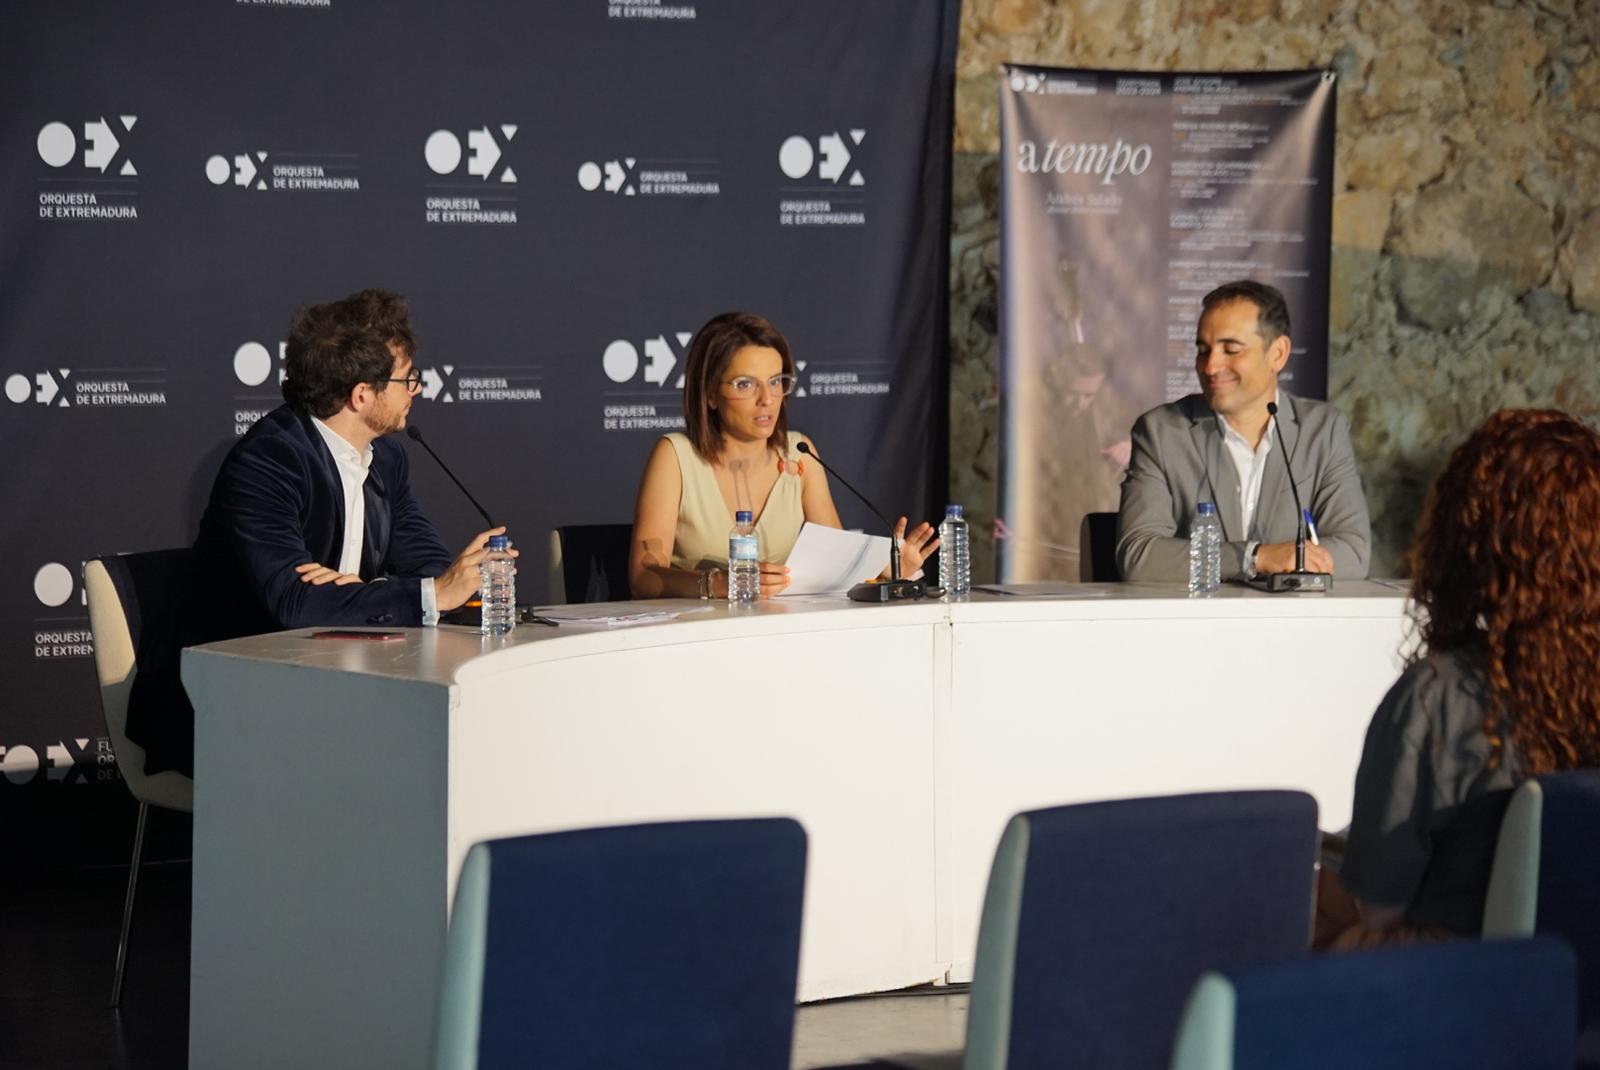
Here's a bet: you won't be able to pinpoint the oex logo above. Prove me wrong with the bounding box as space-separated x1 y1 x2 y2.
425 126 518 183
603 334 691 388
417 365 456 402
0 739 112 786
37 116 139 175
577 158 638 195
233 342 286 387
233 343 453 401
207 151 271 190
33 561 81 608
778 130 865 186
5 370 72 407
1008 72 1047 94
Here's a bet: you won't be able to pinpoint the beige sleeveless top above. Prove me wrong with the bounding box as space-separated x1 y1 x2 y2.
666 431 807 569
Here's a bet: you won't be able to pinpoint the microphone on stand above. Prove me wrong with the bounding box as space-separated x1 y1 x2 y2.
794 441 926 603
405 424 508 626
405 424 496 528
1247 401 1330 593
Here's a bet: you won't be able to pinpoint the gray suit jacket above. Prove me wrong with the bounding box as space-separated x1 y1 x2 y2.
1116 391 1371 582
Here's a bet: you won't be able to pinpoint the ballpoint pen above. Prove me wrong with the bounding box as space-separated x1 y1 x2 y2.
1302 508 1320 546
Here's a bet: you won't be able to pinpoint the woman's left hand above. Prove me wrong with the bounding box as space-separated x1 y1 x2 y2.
894 517 941 578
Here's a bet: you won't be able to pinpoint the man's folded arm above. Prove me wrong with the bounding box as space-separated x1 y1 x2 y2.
1115 415 1248 581
220 443 430 629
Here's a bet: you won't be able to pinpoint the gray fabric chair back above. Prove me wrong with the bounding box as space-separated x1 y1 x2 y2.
84 551 194 810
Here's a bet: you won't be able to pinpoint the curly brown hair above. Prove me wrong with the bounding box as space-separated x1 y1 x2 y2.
282 289 416 419
1409 408 1600 773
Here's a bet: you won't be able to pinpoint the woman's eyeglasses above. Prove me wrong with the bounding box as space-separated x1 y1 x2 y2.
722 373 798 399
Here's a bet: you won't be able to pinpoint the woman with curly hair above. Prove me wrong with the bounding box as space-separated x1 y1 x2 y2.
1323 408 1600 948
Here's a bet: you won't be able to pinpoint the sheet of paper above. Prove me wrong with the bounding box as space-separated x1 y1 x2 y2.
532 602 715 627
973 582 1115 599
780 523 890 596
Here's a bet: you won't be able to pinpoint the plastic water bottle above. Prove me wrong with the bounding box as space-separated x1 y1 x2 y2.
938 504 970 596
728 510 760 605
479 534 516 636
1188 502 1222 596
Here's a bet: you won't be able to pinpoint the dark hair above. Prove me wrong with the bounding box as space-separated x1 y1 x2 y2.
1409 408 1600 773
1200 280 1291 348
681 311 796 461
281 289 416 419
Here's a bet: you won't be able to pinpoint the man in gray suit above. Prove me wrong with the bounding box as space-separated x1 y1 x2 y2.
1116 280 1370 583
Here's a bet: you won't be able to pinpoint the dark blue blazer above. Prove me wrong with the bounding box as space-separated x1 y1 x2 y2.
127 405 454 776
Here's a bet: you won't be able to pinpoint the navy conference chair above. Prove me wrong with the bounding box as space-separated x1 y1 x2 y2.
1483 771 1600 1063
84 549 195 1008
432 817 807 1070
1170 936 1576 1070
961 791 1319 1070
1078 511 1121 582
548 523 633 603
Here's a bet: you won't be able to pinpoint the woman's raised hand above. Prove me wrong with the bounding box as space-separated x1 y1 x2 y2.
894 517 941 577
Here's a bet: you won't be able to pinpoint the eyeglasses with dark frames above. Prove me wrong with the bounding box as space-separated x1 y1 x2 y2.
381 368 424 392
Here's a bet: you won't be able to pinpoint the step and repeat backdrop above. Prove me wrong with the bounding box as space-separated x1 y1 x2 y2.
0 0 959 786
996 66 1335 580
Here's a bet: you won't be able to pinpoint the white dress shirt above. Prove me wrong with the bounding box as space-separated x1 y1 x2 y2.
1217 392 1278 575
311 418 437 623
1219 413 1273 538
311 417 371 575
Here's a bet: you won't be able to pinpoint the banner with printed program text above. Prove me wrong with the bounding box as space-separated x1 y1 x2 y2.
996 66 1335 581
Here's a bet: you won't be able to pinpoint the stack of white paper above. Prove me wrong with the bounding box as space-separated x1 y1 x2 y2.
778 523 891 596
532 602 715 627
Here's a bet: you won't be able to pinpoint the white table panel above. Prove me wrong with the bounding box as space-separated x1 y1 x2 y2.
939 587 1410 981
183 585 1410 1069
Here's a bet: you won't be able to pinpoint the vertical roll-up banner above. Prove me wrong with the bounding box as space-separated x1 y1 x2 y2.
0 1 958 791
997 67 1335 581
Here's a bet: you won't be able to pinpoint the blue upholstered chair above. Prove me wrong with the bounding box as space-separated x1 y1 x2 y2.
1078 511 1121 582
1483 771 1600 1062
84 550 195 1007
1169 936 1576 1070
432 818 807 1070
962 791 1319 1070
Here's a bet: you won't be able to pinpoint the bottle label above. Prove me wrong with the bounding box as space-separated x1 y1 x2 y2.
729 534 758 562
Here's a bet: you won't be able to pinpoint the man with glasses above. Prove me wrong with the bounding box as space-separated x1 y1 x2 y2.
125 289 508 777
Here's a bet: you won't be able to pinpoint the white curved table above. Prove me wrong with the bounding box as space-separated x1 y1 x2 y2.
183 582 1409 1070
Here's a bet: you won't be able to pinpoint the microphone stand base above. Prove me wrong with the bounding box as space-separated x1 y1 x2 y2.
848 579 927 603
1246 570 1332 594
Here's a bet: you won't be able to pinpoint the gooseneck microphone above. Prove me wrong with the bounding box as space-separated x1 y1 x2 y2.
1251 400 1330 593
794 441 924 602
404 424 495 528
796 440 900 581
1267 401 1307 574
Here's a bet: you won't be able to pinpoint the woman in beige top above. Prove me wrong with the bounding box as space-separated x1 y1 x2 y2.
629 311 938 599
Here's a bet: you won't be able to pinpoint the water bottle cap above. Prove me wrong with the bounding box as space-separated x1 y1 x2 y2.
488 535 511 551
1197 502 1216 516
735 510 753 523
944 504 964 519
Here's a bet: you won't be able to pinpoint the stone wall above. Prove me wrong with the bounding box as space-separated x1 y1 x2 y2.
949 0 1600 579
